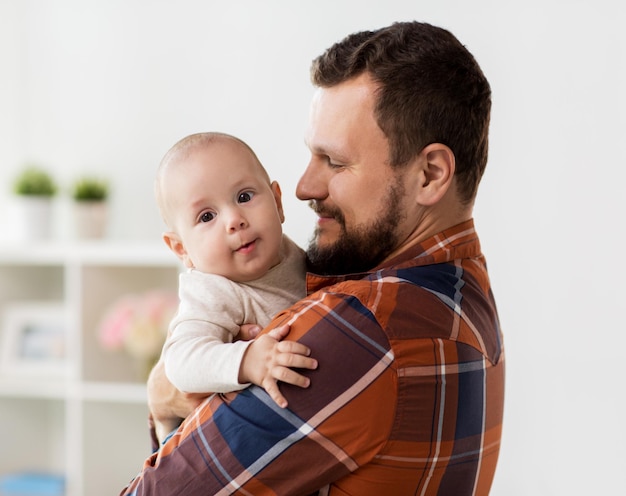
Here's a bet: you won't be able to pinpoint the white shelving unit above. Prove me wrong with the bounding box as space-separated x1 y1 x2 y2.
0 241 180 496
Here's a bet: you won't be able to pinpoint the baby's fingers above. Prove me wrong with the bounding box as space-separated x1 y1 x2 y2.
264 379 288 409
275 341 317 370
276 340 314 358
281 352 318 371
265 324 290 341
272 366 312 389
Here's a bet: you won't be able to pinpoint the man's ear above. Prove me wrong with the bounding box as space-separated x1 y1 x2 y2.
162 231 194 268
270 180 285 223
415 143 456 206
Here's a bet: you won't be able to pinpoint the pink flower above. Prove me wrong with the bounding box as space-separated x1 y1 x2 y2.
97 290 178 361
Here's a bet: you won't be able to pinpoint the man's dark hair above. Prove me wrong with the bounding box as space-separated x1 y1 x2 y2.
311 21 491 205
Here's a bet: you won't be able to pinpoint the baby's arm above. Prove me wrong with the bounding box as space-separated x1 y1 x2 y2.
238 324 318 408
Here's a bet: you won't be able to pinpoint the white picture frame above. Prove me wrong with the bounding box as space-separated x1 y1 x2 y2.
0 302 68 378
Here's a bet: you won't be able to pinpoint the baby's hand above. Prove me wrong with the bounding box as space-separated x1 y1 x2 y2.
238 324 318 408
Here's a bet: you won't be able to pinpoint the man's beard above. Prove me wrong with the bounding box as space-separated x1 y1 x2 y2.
306 180 404 276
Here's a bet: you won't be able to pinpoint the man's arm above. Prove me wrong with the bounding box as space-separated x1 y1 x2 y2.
146 359 207 446
146 324 267 447
122 293 396 495
150 324 317 447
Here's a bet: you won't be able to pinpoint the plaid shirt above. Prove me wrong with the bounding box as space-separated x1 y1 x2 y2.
122 219 505 495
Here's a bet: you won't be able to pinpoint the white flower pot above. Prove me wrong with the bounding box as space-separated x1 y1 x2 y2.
14 196 54 241
73 201 108 239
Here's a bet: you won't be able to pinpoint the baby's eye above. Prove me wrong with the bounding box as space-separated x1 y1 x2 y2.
200 211 215 223
238 191 255 203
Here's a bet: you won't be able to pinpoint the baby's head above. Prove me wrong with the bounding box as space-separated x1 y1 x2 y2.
156 132 285 282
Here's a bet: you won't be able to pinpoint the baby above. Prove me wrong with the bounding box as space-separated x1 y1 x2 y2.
155 132 316 421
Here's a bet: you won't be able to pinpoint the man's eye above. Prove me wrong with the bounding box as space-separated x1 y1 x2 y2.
326 157 344 169
200 211 215 223
238 191 254 203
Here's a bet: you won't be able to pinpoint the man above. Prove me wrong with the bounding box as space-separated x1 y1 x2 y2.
122 20 505 495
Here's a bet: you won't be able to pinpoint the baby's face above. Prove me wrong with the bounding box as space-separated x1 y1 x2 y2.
166 140 284 281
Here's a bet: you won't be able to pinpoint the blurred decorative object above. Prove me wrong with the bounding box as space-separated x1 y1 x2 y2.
71 176 108 201
12 166 58 241
13 166 57 196
0 472 65 496
71 176 110 239
97 290 178 379
0 302 67 378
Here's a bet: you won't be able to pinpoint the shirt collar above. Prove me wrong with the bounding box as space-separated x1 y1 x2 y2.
306 219 480 294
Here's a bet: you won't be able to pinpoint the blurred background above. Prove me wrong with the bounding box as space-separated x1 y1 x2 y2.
0 0 624 495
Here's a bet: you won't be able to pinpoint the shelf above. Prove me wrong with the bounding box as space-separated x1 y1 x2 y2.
0 378 147 404
77 381 147 404
0 377 67 400
0 241 179 496
0 240 178 267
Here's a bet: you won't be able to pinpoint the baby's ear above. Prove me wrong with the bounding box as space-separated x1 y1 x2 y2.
270 180 285 223
162 232 193 268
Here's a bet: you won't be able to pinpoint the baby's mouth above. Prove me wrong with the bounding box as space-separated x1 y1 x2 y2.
236 240 256 253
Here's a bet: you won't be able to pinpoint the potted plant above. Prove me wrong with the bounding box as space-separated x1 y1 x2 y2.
71 176 110 239
72 177 108 202
13 167 58 197
12 166 58 240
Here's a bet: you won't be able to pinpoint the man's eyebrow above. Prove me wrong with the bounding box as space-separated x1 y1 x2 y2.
304 138 349 162
304 137 329 153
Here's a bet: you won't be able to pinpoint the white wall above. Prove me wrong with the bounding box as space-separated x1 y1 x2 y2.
1 0 625 494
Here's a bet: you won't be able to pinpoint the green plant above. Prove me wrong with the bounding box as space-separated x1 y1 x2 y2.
13 167 57 196
72 177 109 201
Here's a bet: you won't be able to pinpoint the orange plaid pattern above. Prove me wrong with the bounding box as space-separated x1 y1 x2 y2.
122 219 505 495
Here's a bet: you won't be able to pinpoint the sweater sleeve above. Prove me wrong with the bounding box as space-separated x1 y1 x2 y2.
162 272 253 393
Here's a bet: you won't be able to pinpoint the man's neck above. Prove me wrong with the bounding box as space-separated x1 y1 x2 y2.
382 201 473 264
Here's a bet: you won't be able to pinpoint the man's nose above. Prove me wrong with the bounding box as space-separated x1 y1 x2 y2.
296 158 329 201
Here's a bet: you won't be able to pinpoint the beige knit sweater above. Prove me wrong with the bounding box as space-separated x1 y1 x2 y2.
163 235 306 393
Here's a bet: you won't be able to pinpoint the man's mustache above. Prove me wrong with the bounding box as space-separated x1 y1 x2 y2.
308 200 342 221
